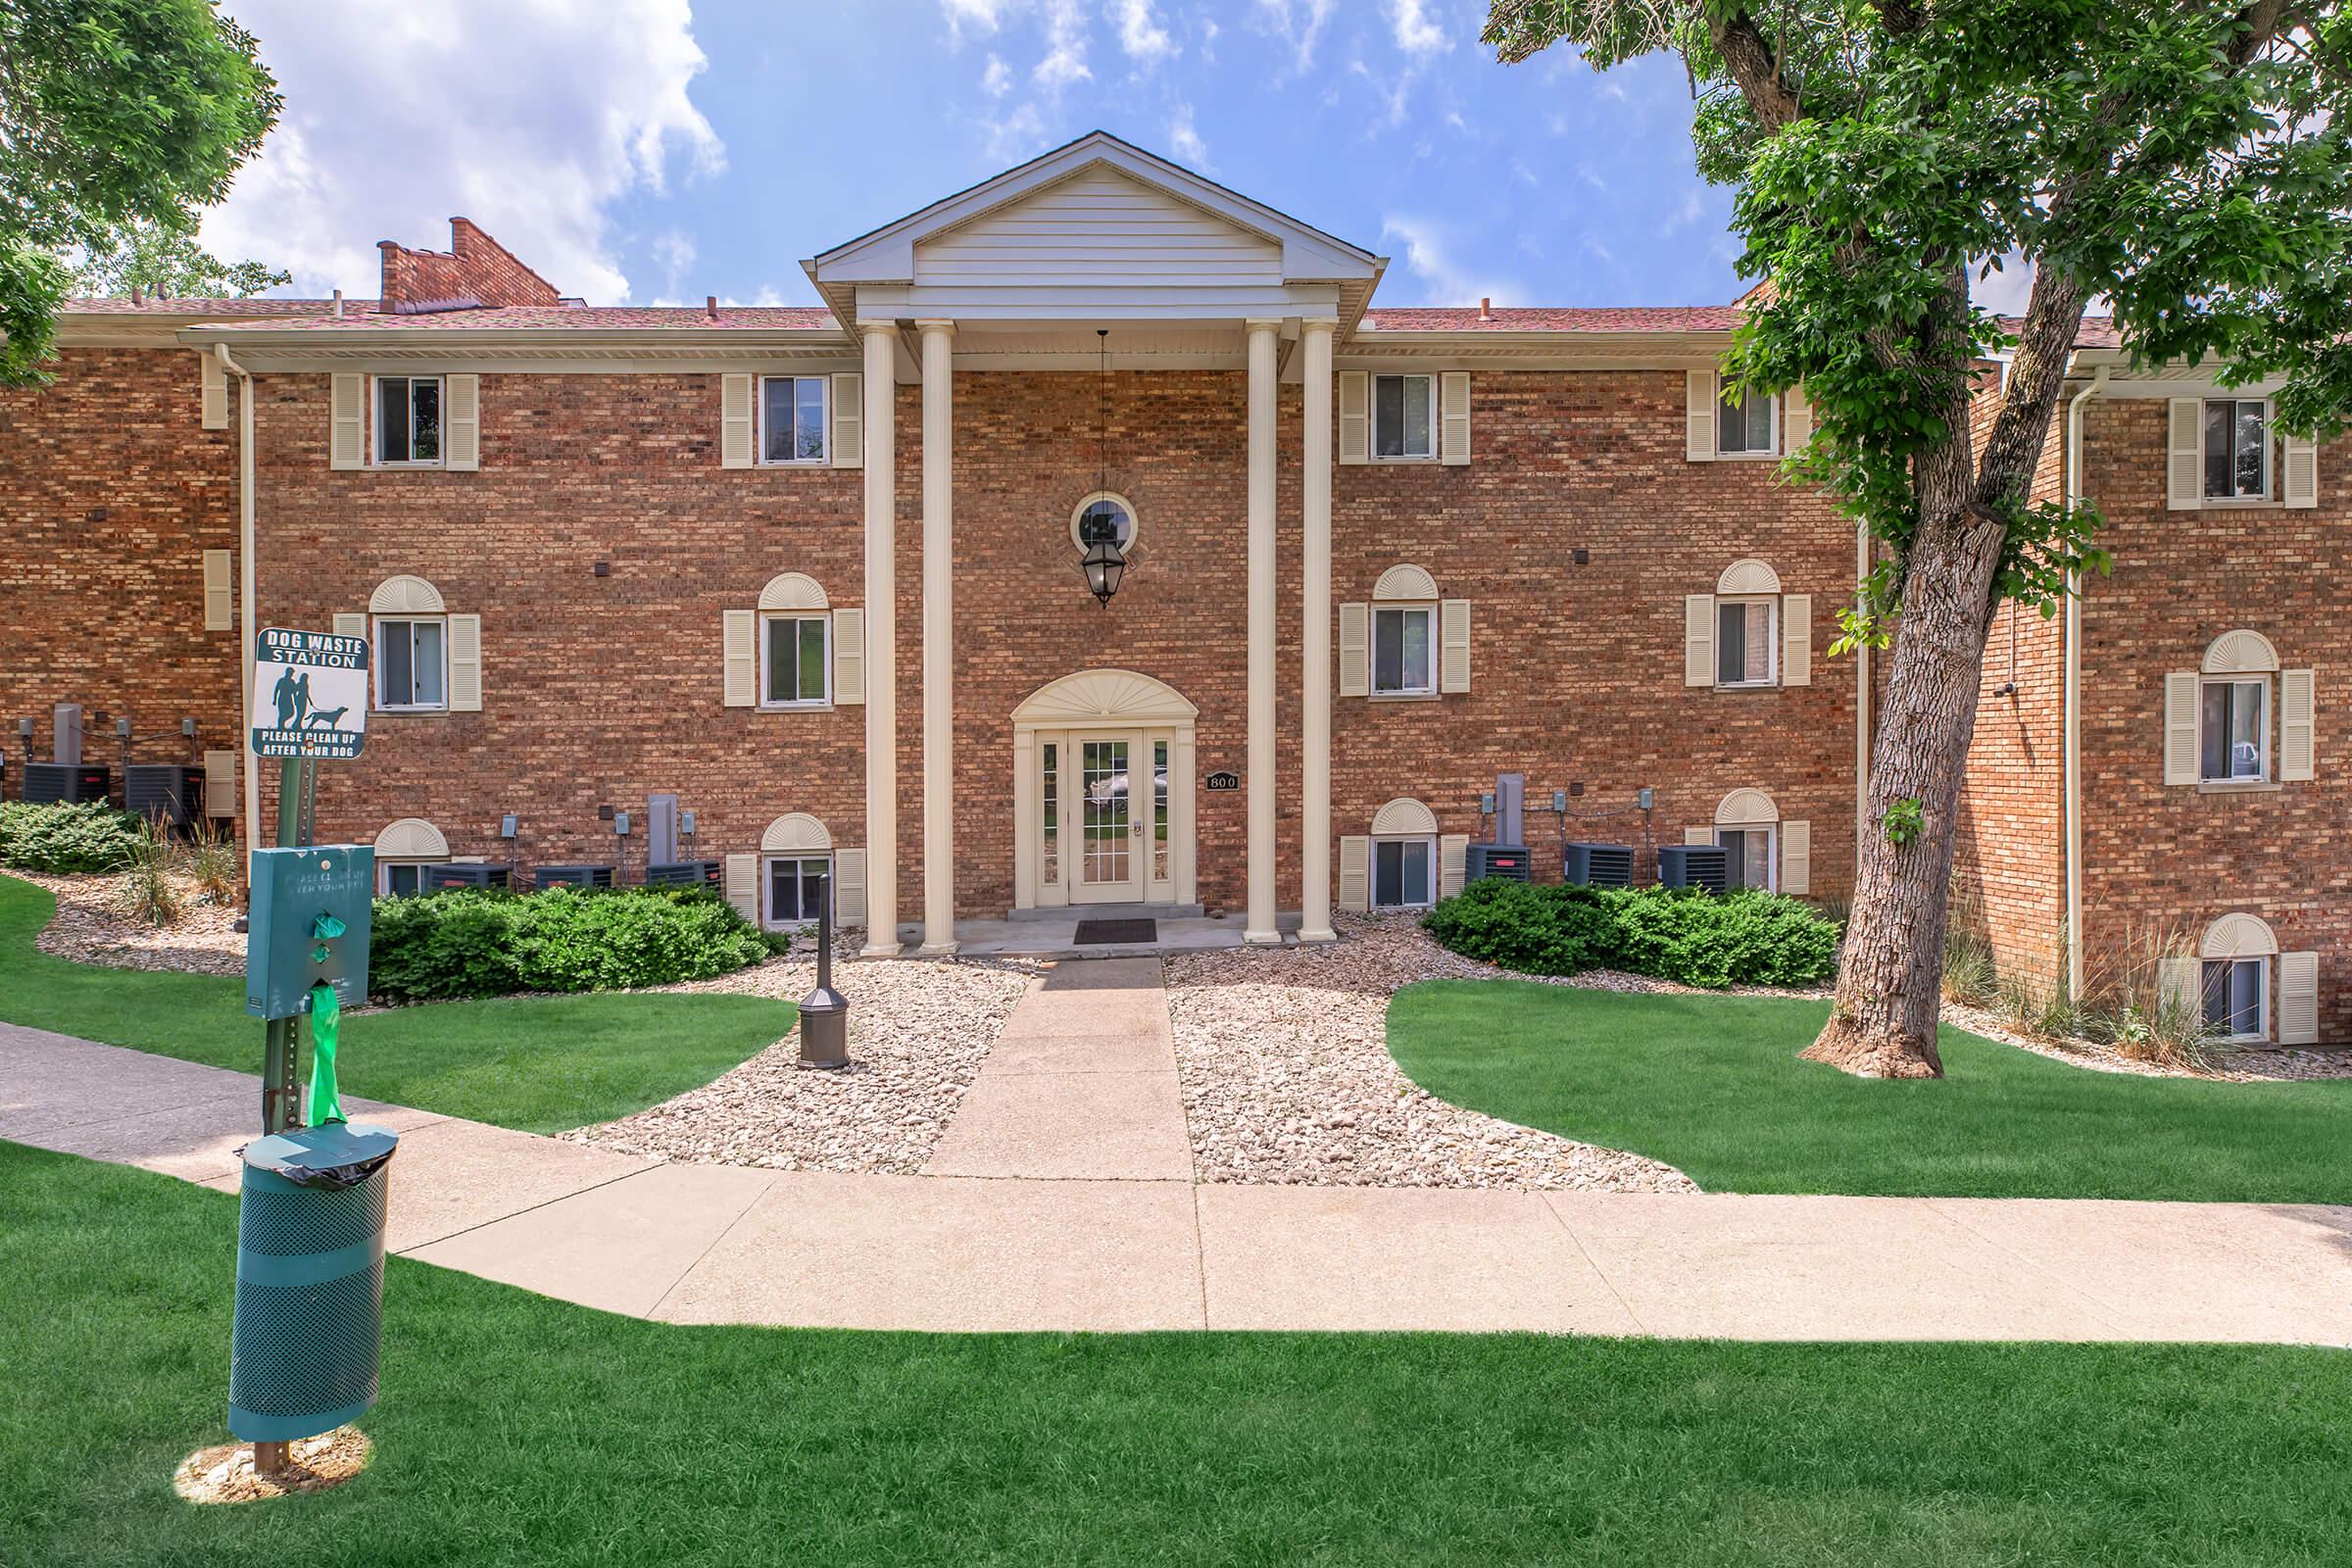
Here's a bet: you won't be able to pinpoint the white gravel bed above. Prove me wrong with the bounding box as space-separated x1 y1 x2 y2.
1941 1001 2352 1082
1164 914 1699 1193
565 936 1042 1173
13 869 247 975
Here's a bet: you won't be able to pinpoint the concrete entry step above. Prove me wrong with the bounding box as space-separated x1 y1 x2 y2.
1004 902 1203 923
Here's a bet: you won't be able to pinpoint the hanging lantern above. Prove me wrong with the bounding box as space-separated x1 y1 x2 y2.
1077 327 1126 607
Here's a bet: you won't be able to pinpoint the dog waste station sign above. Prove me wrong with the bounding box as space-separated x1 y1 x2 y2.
251 626 368 760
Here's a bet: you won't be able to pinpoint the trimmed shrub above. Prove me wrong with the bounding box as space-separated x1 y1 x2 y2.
368 884 770 1004
0 801 145 874
1421 878 1841 990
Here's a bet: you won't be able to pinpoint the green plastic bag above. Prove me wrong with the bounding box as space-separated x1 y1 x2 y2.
307 982 345 1126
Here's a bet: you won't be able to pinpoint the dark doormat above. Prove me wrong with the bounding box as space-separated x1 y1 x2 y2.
1074 918 1157 946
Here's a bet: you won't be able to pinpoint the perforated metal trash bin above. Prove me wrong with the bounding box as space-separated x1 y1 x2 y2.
227 1122 399 1443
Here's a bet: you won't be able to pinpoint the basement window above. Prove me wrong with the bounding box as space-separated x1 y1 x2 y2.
760 375 828 465
1372 373 1435 461
764 854 832 927
1372 836 1436 909
373 375 442 466
374 616 447 710
2201 956 2267 1042
1715 826 1775 893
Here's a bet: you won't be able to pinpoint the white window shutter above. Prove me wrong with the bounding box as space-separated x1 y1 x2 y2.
2158 956 2198 1018
200 353 228 430
831 372 863 468
1338 371 1368 466
1782 593 1811 686
721 373 755 468
2163 671 2199 785
331 373 365 469
201 549 233 631
1338 835 1369 912
832 607 866 705
1337 602 1369 698
834 847 868 923
2282 432 2318 509
1686 370 1718 462
722 609 758 708
723 853 759 921
2281 668 2316 782
1781 820 1811 895
1439 599 1471 693
447 612 483 711
1686 826 1714 847
2278 951 2320 1045
1439 371 1471 465
1685 594 1716 686
2167 399 2203 511
444 374 480 470
202 750 237 817
1782 387 1811 456
1439 834 1468 900
332 611 368 640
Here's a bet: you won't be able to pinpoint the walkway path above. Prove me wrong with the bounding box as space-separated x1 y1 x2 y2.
7 967 2352 1342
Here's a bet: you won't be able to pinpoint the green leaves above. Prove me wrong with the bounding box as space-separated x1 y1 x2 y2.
1882 796 1926 847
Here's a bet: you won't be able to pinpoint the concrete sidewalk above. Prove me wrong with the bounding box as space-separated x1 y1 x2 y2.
8 1012 2352 1342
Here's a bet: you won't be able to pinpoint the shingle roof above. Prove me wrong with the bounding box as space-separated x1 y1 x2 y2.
190 304 838 331
60 296 380 317
1361 306 1747 332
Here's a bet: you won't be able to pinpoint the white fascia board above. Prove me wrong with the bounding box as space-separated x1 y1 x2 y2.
851 280 1342 322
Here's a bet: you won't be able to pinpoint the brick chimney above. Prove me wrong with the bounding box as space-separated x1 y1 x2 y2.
377 219 563 315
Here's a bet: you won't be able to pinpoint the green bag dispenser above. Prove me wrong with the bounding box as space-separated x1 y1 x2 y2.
227 1121 399 1443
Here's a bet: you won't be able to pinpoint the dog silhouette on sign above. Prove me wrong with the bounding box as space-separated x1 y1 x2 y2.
305 703 350 730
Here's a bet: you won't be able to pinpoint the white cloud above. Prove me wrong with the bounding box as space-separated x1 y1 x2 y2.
941 0 1012 40
1252 0 1336 74
981 101 1051 162
651 229 695 295
204 0 721 304
1387 0 1449 56
1034 0 1092 90
982 53 1013 95
1381 215 1524 306
1167 102 1208 168
1112 0 1176 67
1664 188 1705 231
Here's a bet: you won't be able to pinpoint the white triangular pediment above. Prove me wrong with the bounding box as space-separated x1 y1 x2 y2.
915 165 1282 288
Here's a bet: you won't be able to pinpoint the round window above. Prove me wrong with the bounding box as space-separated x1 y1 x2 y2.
1069 492 1138 553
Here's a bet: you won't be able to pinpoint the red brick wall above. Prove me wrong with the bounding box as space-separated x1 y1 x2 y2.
2077 395 2352 1040
0 347 244 784
378 220 562 313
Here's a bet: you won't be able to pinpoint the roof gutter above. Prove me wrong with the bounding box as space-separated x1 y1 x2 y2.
2063 363 2108 999
212 341 262 876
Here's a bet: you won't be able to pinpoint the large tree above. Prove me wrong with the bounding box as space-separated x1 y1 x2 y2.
0 0 280 382
75 218 289 302
1487 1 2350 1076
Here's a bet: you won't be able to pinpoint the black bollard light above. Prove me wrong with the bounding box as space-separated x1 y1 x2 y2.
798 873 850 1069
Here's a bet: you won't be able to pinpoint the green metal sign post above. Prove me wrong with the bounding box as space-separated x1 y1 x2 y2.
261 755 316 1137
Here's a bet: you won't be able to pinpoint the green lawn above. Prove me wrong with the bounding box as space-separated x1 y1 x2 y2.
5 1143 2349 1567
1389 981 2352 1202
0 874 792 1133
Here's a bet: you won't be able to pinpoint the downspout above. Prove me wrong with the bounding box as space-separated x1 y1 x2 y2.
213 341 260 878
2063 364 2107 999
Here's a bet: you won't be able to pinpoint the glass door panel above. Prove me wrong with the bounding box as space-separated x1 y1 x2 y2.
1080 738 1131 890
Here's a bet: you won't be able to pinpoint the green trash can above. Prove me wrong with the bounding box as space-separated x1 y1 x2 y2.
227 1122 399 1443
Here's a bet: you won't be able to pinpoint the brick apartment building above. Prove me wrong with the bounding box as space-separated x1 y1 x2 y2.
0 132 2334 1046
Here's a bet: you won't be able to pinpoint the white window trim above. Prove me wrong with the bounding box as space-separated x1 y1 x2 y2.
372 614 450 712
377 858 447 897
1714 595 1781 689
1069 490 1140 553
1370 834 1439 909
1370 602 1438 699
2202 955 2271 1044
759 612 833 710
1715 378 1781 460
756 374 830 466
2203 397 2272 503
2199 673 2271 784
761 851 834 929
371 374 446 468
1715 825 1779 894
1369 372 1438 464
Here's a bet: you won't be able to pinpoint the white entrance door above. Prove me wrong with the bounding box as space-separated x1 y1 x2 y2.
1073 731 1146 904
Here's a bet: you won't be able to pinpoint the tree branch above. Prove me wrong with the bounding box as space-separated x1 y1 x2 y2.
1709 7 1805 129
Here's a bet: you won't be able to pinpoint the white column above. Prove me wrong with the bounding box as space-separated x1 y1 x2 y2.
917 319 956 955
1244 318 1281 945
1298 318 1337 943
859 321 901 956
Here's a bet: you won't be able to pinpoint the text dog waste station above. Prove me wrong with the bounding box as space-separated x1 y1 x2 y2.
230 627 397 1471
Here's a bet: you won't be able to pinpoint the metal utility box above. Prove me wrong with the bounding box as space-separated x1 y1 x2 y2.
1465 843 1532 883
1563 843 1636 888
124 763 204 832
23 761 111 805
422 862 511 892
247 845 374 1019
534 863 615 889
645 859 720 889
228 1122 398 1444
1654 844 1729 895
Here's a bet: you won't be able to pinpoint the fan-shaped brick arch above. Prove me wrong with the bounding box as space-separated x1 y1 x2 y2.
759 572 829 612
1716 559 1781 596
760 812 833 854
2202 629 2279 674
1373 564 1440 602
368 574 445 615
1370 797 1440 837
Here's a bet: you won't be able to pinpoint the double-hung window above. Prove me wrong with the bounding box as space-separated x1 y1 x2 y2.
1717 384 1777 456
760 376 828 465
375 617 448 710
1372 373 1435 461
2203 400 2269 501
761 614 829 707
1372 837 1435 908
1715 598 1778 687
2200 677 2268 782
374 375 443 466
2201 956 2266 1041
1372 605 1436 696
764 855 832 926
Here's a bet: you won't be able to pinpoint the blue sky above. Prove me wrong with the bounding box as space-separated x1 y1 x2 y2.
204 2 1757 312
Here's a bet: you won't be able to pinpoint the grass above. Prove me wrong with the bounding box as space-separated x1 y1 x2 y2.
6 1143 2351 1567
0 874 792 1133
1388 981 2352 1202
